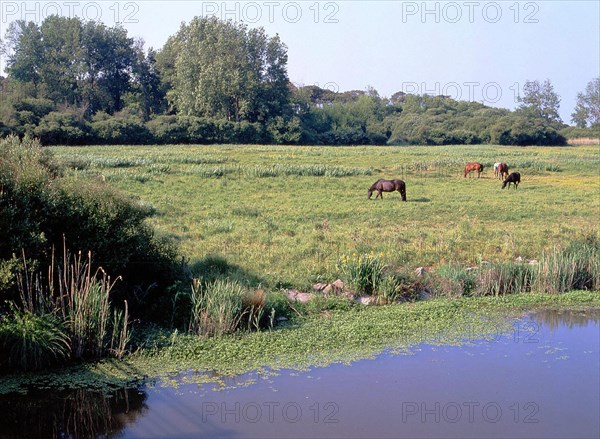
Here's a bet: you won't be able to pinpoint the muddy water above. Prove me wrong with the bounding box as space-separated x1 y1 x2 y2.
1 309 598 439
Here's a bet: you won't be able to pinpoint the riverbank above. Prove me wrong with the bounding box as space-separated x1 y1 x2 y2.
1 291 598 395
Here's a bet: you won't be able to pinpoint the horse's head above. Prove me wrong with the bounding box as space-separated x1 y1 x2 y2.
367 188 373 199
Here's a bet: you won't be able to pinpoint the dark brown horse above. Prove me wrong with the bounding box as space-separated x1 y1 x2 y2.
464 162 484 178
502 172 520 189
368 179 406 201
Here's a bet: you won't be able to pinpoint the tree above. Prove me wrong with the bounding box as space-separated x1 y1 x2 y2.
4 16 142 116
571 77 600 128
4 21 43 87
518 79 562 123
159 17 290 123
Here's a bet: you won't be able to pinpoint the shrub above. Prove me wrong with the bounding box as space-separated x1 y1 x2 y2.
0 135 182 322
146 115 189 144
90 116 152 144
34 112 90 145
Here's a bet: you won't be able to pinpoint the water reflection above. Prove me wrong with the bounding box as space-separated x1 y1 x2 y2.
529 308 600 331
0 386 147 439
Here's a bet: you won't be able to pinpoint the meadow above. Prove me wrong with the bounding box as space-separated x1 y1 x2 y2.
49 143 600 292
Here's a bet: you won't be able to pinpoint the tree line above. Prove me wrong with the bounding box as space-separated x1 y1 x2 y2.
1 15 598 146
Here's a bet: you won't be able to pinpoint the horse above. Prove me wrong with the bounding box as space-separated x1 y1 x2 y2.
497 163 509 180
464 162 484 178
502 172 521 189
493 162 501 178
368 179 406 201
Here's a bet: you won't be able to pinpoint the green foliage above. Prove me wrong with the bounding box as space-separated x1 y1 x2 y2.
0 135 182 320
90 115 151 144
34 111 90 145
431 237 599 297
159 17 290 123
0 306 70 371
490 114 566 146
51 250 129 359
518 79 562 123
434 265 477 297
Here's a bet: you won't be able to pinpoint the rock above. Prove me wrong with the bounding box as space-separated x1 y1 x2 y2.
276 316 288 322
415 267 427 277
285 289 313 303
418 289 432 300
515 256 524 262
528 259 539 265
331 279 344 293
312 282 328 292
356 296 374 305
323 284 333 295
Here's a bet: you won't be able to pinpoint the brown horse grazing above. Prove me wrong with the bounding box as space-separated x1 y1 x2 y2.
368 179 406 201
464 162 484 178
497 163 509 180
502 172 521 189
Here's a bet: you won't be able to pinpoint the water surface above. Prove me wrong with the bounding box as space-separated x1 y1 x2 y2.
1 309 598 439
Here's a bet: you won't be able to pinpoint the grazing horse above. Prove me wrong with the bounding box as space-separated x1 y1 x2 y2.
502 172 521 189
368 179 406 201
464 162 484 178
496 162 509 180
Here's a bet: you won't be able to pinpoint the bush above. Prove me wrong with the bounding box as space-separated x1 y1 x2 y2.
147 115 189 144
90 116 152 144
0 135 182 321
34 112 90 145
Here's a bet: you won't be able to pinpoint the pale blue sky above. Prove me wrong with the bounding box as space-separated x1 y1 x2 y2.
1 1 598 123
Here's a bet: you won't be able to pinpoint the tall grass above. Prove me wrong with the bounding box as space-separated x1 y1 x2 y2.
53 248 129 359
475 262 533 296
189 279 247 337
337 252 386 295
0 246 131 371
0 305 71 371
433 238 600 297
532 242 600 293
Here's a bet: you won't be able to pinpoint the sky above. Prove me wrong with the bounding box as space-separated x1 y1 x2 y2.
1 0 598 123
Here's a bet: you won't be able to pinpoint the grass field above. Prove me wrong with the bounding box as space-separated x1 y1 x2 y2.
50 144 600 291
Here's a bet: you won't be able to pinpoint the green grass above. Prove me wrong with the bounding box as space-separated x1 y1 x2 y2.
49 144 600 291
